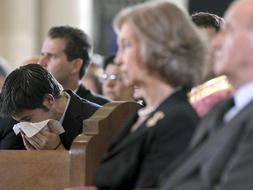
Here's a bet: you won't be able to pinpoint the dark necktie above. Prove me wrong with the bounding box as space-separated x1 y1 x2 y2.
190 96 235 149
218 97 234 122
209 96 235 135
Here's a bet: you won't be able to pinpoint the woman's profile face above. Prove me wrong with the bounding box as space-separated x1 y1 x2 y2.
115 23 146 87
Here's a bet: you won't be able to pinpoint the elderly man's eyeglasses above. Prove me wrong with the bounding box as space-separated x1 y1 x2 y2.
100 73 121 82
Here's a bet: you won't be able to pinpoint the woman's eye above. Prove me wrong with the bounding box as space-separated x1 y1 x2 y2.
121 41 131 50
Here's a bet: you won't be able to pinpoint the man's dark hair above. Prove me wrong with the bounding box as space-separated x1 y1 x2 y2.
191 12 224 31
48 25 92 79
0 64 63 117
103 55 116 70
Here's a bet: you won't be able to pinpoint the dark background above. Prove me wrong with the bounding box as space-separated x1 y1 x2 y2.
189 0 234 17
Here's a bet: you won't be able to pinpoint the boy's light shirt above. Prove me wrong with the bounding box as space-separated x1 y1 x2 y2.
59 91 71 124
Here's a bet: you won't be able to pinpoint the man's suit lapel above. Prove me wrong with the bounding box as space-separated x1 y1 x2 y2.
164 132 215 188
61 90 99 149
190 98 234 149
60 91 85 148
76 84 89 98
200 120 244 186
201 100 253 185
62 90 89 128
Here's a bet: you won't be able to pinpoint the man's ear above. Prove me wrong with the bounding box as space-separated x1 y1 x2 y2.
42 94 55 109
71 58 83 75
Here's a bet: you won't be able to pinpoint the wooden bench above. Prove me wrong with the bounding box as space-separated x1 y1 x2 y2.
82 101 141 185
0 101 140 190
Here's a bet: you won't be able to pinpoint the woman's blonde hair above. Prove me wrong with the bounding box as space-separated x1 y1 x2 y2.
113 1 207 88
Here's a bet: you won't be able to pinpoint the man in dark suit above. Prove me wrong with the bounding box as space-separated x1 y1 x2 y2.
0 26 109 149
160 0 253 189
39 25 109 105
0 64 99 150
0 87 102 150
0 85 102 149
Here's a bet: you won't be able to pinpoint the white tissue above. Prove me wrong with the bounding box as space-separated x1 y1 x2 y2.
13 119 65 138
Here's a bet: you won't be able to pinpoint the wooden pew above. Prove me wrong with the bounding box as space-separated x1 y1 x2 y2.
0 101 140 190
0 150 70 190
81 101 141 185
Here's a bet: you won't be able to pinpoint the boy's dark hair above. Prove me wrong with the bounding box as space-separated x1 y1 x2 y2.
191 12 224 31
103 55 116 70
0 64 63 117
48 25 92 79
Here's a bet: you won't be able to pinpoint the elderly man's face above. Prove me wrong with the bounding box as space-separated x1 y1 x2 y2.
212 0 253 89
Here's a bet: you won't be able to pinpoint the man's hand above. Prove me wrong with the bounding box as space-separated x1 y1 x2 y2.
21 120 62 150
21 131 36 150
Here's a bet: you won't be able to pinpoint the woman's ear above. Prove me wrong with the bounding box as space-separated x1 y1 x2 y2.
42 94 55 109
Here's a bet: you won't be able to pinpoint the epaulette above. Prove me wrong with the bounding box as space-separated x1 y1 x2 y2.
189 75 233 103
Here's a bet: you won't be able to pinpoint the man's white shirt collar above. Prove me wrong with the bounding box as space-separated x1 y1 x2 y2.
224 81 253 122
59 91 71 124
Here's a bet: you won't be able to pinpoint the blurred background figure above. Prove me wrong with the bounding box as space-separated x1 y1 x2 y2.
191 12 224 81
81 63 103 94
101 54 134 101
81 53 104 94
0 57 10 91
192 12 221 35
189 12 233 117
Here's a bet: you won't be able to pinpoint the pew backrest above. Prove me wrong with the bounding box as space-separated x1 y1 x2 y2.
82 101 141 185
